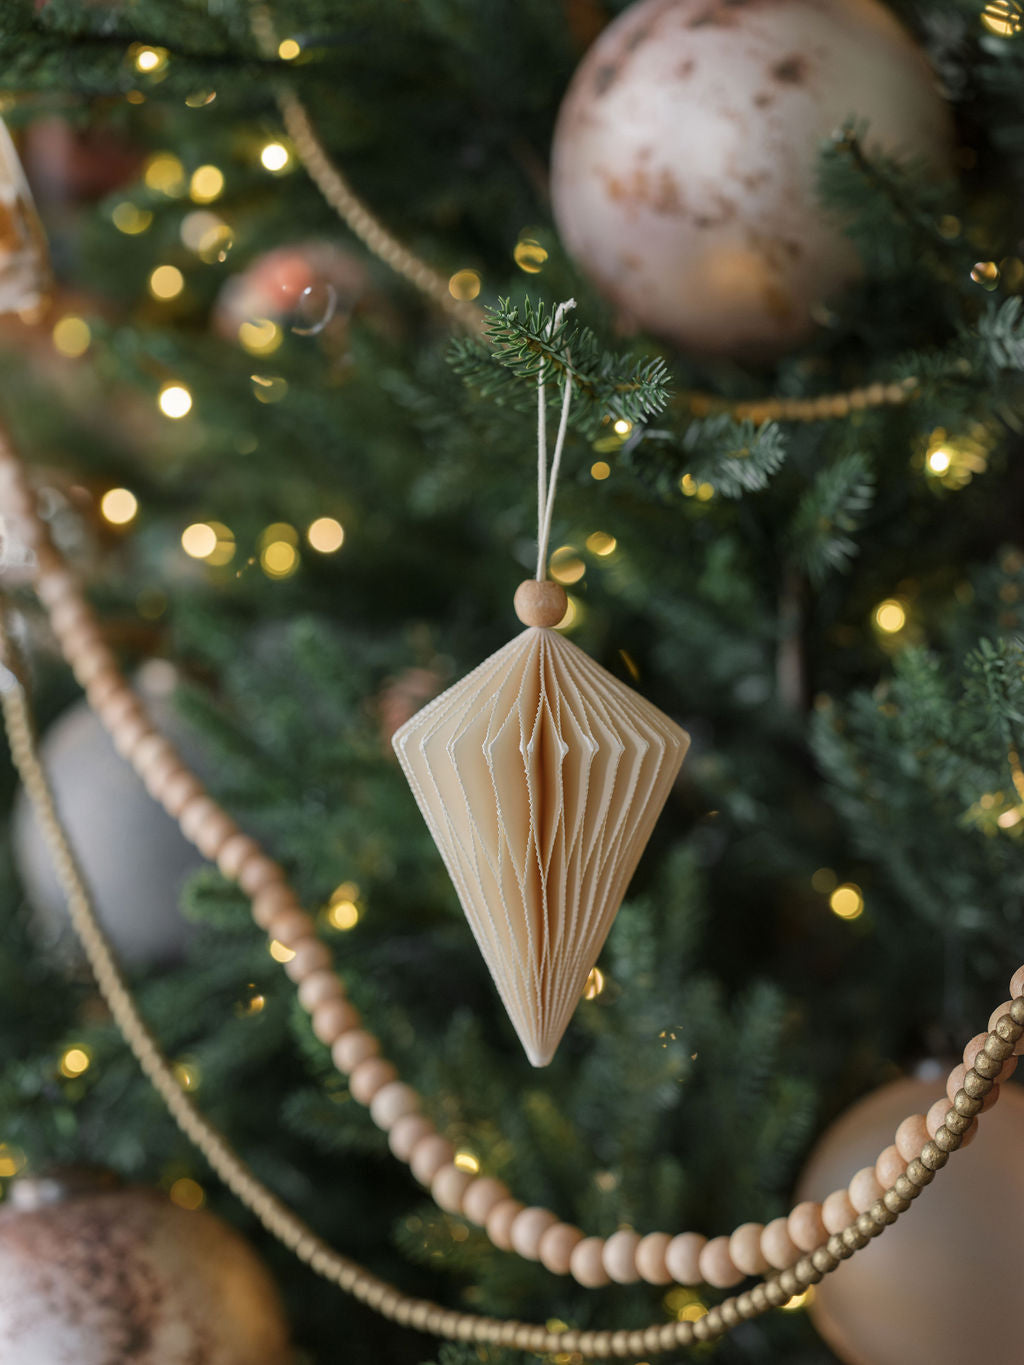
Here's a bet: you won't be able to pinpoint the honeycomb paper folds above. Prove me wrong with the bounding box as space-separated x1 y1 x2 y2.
393 626 689 1066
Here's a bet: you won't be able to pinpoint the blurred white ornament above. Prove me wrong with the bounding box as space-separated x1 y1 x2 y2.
13 662 205 966
550 0 954 358
797 1074 1024 1365
0 119 50 316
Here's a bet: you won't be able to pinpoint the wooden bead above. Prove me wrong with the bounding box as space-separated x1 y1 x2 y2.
49 598 90 637
989 1001 1024 1053
485 1199 525 1252
760 1217 799 1270
388 1113 434 1162
894 1113 929 1162
509 1207 558 1261
874 1144 906 1189
410 1134 455 1186
698 1235 743 1288
432 1164 475 1214
267 907 316 948
97 689 145 731
848 1166 883 1214
252 884 298 929
217 833 263 880
162 770 205 818
634 1231 674 1285
238 855 285 896
85 668 122 711
133 732 176 777
664 1232 706 1284
142 751 185 802
112 713 154 761
36 567 77 606
370 1081 420 1130
312 997 360 1045
538 1222 584 1275
462 1177 511 1227
297 968 343 1011
569 1236 611 1288
959 1117 979 1149
348 1056 397 1105
513 579 568 628
331 1029 380 1073
729 1222 769 1276
74 645 119 689
925 1097 950 1139
981 1082 1001 1112
602 1229 642 1284
947 1063 967 1103
284 940 332 983
1009 964 1024 997
179 795 224 845
822 1189 857 1235
787 1201 827 1254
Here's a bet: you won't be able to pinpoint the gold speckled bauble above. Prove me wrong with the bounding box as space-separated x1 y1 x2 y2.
796 1074 1024 1365
550 0 954 358
0 1171 292 1365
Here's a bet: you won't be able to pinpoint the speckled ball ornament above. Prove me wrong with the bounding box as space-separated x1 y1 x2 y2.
12 662 205 966
796 1074 1024 1365
0 1171 291 1365
550 0 954 358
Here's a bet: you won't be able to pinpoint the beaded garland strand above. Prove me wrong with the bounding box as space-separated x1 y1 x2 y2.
2 421 1024 1323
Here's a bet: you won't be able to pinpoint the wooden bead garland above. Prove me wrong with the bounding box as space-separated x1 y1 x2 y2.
3 436 1024 1322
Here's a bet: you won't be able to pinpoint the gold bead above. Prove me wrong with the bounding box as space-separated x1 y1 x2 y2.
953 1088 983 1117
995 1015 1023 1045
856 1212 879 1239
870 1200 896 1227
513 579 568 628
973 1051 1002 1079
933 1125 960 1153
764 1281 788 1308
984 1033 1015 1061
943 1108 970 1135
720 1301 741 1328
963 1069 993 1098
691 1315 713 1342
1011 998 1024 1026
883 1189 911 1214
702 1308 725 1338
893 1174 919 1201
778 1268 799 1297
828 1233 852 1260
750 1284 769 1312
920 1141 949 1171
812 1246 840 1273
842 1225 868 1251
735 1293 758 1320
795 1256 824 1285
906 1159 935 1188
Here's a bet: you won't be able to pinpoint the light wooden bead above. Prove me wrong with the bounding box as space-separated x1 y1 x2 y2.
947 1063 967 1103
178 795 223 843
97 690 145 731
312 997 360 1046
36 568 77 606
432 1164 475 1214
370 1080 420 1130
760 1216 800 1270
238 855 285 896
665 1232 706 1284
348 1056 397 1105
85 667 122 711
216 832 263 880
1010 964 1024 998
388 1113 434 1162
331 1029 380 1073
874 1143 906 1189
513 579 568 628
822 1189 857 1236
133 732 176 778
729 1223 769 1276
285 940 332 983
981 1082 1002 1112
410 1134 454 1186
925 1097 951 1139
61 619 101 661
989 1001 1024 1055
894 1113 929 1162
485 1199 525 1252
162 770 205 818
538 1222 584 1276
111 714 154 761
787 1201 827 1254
848 1166 884 1214
959 1118 979 1149
635 1231 674 1285
194 809 240 861
267 908 316 948
603 1229 642 1284
252 884 298 929
49 598 90 637
142 751 184 802
509 1207 558 1261
462 1177 511 1227
569 1236 611 1287
74 645 117 688
698 1235 743 1288
296 968 342 1011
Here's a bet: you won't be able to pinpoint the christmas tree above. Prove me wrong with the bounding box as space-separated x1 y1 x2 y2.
0 0 1023 1361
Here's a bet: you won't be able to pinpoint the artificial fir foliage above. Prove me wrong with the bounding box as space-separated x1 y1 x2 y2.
0 1 1022 1362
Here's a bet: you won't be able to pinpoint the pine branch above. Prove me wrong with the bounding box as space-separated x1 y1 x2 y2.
978 297 1024 370
789 452 876 584
448 296 672 436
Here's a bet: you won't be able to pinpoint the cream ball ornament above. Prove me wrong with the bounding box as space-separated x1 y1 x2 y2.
796 1074 1024 1365
550 0 954 358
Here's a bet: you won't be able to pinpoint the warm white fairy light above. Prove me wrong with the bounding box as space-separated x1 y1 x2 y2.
144 152 186 196
100 488 138 526
260 141 291 172
873 599 907 635
591 460 611 481
134 45 168 73
307 517 345 552
448 268 481 301
190 164 225 203
830 884 864 921
277 38 301 59
168 1177 205 1210
52 316 91 358
60 1045 91 1078
269 939 296 963
158 383 193 419
181 523 218 559
149 264 185 300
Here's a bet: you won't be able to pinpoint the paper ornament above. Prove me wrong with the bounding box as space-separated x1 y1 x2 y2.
0 120 50 316
394 603 688 1066
550 0 953 358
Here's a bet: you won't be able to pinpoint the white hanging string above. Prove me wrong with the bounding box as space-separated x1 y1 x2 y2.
535 299 576 582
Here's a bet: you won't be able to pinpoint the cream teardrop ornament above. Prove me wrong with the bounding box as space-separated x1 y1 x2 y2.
0 120 50 317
